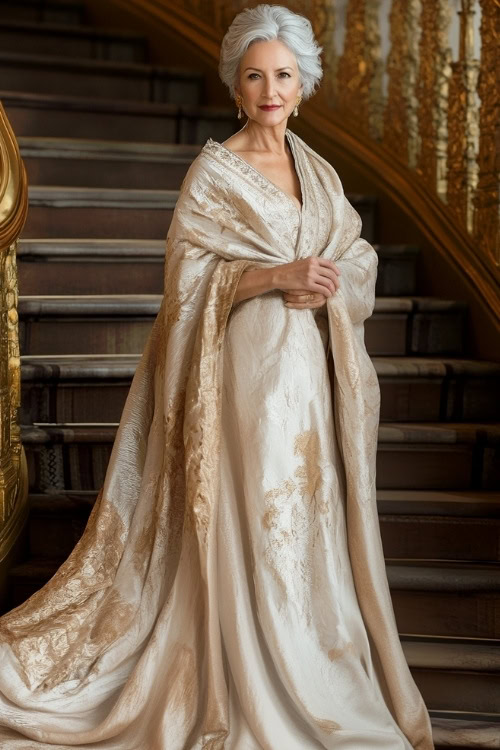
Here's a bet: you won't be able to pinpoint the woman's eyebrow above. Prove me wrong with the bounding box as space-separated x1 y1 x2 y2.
243 66 294 72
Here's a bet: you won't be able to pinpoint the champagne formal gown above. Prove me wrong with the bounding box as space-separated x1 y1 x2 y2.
0 129 435 749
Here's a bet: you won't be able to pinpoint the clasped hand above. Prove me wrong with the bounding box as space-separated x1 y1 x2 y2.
277 256 341 309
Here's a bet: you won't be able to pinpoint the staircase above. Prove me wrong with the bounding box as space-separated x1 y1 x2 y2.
1 1 499 746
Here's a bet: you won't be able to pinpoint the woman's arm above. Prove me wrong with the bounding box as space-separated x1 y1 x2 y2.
232 266 279 306
232 257 341 307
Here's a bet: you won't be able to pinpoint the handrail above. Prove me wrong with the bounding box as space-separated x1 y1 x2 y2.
0 101 29 599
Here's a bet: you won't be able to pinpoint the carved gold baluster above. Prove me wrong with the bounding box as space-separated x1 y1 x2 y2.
447 0 480 232
365 0 383 141
383 0 409 162
383 0 420 167
416 0 452 195
335 0 383 139
473 0 499 265
312 0 338 104
336 0 370 124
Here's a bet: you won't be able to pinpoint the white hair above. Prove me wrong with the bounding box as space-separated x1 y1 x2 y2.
218 4 323 101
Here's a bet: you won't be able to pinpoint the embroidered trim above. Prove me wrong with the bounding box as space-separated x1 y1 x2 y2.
203 129 303 216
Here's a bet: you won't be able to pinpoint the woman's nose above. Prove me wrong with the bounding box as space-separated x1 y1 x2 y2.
263 76 276 97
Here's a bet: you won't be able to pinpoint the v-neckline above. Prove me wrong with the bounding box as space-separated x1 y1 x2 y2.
210 129 304 216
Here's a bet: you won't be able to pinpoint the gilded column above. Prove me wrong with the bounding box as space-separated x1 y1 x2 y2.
416 0 452 194
473 0 499 264
447 0 480 232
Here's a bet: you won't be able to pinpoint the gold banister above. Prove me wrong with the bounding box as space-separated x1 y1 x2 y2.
0 101 29 603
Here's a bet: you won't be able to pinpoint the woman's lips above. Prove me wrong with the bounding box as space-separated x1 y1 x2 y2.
259 105 281 110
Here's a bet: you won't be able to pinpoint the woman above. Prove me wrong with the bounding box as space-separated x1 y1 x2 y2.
0 4 434 749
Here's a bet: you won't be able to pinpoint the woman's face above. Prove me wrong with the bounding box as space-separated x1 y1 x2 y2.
235 38 303 125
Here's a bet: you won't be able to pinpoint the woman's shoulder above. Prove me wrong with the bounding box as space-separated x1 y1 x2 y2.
178 141 221 194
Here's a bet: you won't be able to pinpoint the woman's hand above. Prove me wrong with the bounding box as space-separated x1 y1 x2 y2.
283 289 327 309
273 257 341 308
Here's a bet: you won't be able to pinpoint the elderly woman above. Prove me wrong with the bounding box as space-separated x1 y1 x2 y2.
0 4 434 750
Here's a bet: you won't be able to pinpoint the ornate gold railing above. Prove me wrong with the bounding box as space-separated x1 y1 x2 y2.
108 0 499 326
0 102 29 596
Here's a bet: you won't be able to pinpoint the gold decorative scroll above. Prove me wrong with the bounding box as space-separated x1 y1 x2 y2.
473 0 499 265
0 101 29 582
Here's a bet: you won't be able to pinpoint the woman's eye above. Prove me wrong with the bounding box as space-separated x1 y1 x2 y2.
247 72 291 79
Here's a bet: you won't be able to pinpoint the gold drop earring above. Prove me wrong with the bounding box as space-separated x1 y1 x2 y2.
236 94 243 119
294 94 302 117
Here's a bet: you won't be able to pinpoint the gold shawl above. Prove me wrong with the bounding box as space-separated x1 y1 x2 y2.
0 128 434 749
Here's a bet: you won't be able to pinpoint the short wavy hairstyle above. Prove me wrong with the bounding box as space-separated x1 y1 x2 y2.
218 4 323 102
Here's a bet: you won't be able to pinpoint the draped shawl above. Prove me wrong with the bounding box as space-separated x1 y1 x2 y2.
0 128 434 749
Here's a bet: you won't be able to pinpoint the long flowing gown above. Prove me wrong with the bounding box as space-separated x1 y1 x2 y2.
0 128 435 749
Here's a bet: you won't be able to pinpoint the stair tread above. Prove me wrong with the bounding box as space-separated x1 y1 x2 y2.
17 238 422 257
386 559 500 591
431 714 500 748
2 0 83 7
377 489 500 516
27 185 180 206
0 18 148 42
373 242 420 257
19 136 202 161
19 352 500 380
378 422 500 443
401 637 500 671
1 88 232 116
18 238 167 256
17 293 468 314
19 421 500 441
0 49 204 77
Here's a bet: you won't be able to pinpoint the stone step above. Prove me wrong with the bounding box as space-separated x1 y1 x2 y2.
377 422 499 491
0 0 85 25
3 90 238 143
0 51 204 104
431 714 500 749
369 297 467 356
379 489 500 561
373 357 500 421
17 294 467 357
20 186 376 242
388 559 500 638
20 421 500 494
374 243 419 296
17 239 167 295
19 137 200 189
23 186 177 239
402 635 500 714
0 19 148 62
24 488 500 563
18 239 416 297
19 352 500 424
